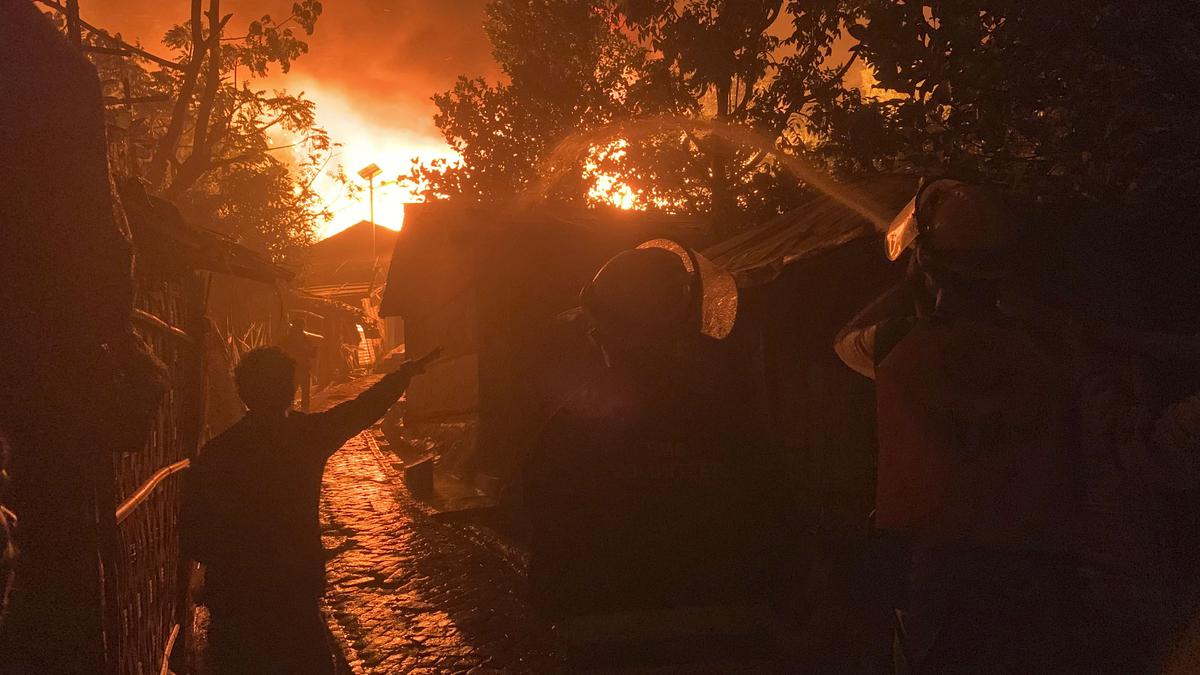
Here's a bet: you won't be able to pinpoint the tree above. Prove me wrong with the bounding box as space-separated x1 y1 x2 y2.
839 1 1200 203
407 0 866 238
406 1 653 205
619 0 857 232
417 1 1200 236
43 0 336 257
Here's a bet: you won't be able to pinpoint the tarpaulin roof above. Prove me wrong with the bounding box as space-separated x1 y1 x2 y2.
283 288 373 324
380 202 712 319
705 176 918 287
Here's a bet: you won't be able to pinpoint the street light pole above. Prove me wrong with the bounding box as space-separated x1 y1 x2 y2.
369 174 375 262
357 162 383 268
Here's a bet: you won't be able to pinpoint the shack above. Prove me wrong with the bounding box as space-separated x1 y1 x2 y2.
299 219 397 303
379 203 710 495
299 220 400 361
699 178 914 664
705 177 914 535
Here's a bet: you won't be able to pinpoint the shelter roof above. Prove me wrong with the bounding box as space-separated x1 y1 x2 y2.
298 221 397 291
705 176 917 287
380 202 712 318
308 220 399 263
283 287 374 326
119 180 293 283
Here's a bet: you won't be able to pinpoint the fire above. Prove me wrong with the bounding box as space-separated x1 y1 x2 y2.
292 88 643 236
590 172 637 210
291 80 460 240
585 140 639 210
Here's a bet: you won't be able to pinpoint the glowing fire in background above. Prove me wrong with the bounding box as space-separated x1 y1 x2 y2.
82 3 649 242
292 80 460 240
586 140 638 210
294 87 643 240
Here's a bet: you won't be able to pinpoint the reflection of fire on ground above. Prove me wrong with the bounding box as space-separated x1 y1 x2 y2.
311 377 498 520
319 432 562 673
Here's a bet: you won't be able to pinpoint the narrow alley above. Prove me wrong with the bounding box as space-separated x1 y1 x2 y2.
319 429 563 674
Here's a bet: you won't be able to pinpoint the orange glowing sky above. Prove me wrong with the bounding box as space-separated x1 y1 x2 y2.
85 2 868 237
87 0 495 238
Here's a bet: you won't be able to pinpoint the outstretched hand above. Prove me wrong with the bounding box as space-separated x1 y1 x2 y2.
401 346 443 377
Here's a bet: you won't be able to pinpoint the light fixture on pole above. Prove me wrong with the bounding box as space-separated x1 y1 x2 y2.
357 162 383 265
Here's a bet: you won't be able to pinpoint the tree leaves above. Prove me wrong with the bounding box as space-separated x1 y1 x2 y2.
846 0 1200 202
410 0 860 235
86 1 331 258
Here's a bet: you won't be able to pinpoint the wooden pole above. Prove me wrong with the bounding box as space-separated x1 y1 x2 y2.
65 0 81 46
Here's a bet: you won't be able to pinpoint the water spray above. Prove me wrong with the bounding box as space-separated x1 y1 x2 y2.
517 115 894 231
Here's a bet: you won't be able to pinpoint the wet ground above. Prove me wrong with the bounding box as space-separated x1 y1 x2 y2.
319 431 564 674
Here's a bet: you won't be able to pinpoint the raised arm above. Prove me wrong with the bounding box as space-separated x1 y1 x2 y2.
312 347 442 452
834 283 917 379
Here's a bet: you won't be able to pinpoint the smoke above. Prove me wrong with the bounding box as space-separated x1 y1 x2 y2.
285 0 497 141
88 0 497 145
88 0 498 235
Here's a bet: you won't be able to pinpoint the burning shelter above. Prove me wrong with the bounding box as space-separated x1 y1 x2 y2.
379 203 711 495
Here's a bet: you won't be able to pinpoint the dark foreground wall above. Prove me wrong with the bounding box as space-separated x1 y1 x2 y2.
0 6 200 673
0 2 135 672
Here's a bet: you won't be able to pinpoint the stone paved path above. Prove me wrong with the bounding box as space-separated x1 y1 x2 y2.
319 432 564 674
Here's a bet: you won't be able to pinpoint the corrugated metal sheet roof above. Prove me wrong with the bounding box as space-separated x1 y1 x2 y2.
119 179 293 283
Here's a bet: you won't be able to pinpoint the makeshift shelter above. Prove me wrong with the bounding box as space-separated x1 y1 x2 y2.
298 220 399 364
117 182 296 672
298 220 398 304
704 177 915 534
283 288 377 386
380 203 711 492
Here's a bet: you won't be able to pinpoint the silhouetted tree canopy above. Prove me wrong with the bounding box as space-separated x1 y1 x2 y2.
412 1 1200 235
843 1 1200 203
52 0 339 258
406 0 863 237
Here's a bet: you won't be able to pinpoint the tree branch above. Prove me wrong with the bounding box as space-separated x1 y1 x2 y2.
731 148 769 180
830 52 860 88
732 78 756 116
206 152 261 170
191 3 227 154
146 0 207 187
34 0 185 71
167 1 227 198
683 128 708 153
760 1 785 34
103 94 172 106
255 113 289 134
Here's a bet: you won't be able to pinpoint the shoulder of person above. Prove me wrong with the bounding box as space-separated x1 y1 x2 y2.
197 417 249 453
288 410 317 424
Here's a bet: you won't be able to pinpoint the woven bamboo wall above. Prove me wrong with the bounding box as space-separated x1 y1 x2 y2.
113 270 201 675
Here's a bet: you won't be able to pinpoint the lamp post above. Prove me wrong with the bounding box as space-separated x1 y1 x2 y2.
357 163 383 264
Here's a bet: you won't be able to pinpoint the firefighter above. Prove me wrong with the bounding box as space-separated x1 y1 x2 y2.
838 180 1084 674
523 240 782 671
